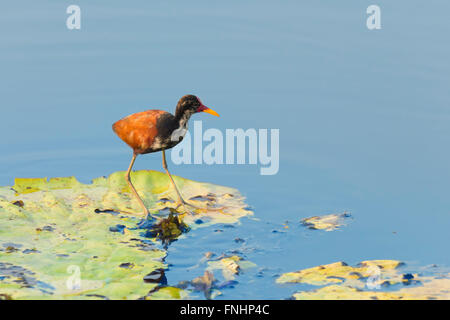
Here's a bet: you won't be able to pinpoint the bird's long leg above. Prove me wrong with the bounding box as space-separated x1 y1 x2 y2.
161 149 191 211
162 149 224 212
125 152 150 217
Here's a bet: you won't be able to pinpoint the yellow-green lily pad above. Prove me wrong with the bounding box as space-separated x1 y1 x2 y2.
292 276 450 300
277 260 403 286
0 170 252 299
278 260 450 300
145 286 188 300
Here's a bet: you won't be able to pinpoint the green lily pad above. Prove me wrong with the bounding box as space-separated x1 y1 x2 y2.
278 260 450 300
0 170 252 299
145 286 189 300
292 276 450 300
277 260 403 286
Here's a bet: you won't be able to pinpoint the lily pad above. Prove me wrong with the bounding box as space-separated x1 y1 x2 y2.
277 260 402 286
145 286 188 300
0 170 252 299
277 260 450 300
292 277 450 300
175 270 224 300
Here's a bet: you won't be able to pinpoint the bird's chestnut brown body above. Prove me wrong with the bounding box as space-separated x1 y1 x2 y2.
112 110 180 154
112 95 219 155
111 95 219 218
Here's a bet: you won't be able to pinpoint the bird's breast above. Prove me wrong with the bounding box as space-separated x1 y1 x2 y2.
146 121 187 153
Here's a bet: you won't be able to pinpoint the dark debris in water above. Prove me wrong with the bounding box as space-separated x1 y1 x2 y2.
403 273 414 280
143 268 167 285
401 273 421 286
141 211 190 246
94 208 119 215
271 229 286 234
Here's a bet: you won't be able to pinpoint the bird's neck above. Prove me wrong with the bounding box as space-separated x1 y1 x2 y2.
174 110 192 130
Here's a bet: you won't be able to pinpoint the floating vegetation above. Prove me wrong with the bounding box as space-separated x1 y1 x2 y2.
174 270 230 300
277 260 450 300
0 170 252 299
143 270 219 300
300 212 352 231
145 285 189 300
207 255 257 281
190 271 217 299
142 211 190 246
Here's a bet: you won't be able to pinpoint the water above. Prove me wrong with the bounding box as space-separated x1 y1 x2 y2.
1 1 450 299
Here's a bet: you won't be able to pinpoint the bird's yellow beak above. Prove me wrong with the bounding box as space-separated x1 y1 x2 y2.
197 105 220 117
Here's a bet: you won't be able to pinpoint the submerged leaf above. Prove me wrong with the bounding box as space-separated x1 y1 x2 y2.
190 271 217 300
145 286 188 300
207 255 256 281
300 212 352 231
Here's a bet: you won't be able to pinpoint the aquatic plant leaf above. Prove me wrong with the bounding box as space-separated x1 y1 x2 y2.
207 255 256 281
292 277 450 300
145 286 188 300
277 260 401 286
0 170 252 299
147 212 191 245
278 260 450 300
300 212 352 231
189 270 220 300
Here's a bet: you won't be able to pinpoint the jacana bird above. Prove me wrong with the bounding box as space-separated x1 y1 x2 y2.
112 94 219 219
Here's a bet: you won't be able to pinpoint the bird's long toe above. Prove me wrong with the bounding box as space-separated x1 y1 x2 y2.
178 200 225 212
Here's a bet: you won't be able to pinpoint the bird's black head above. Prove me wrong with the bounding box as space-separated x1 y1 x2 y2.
175 95 219 120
